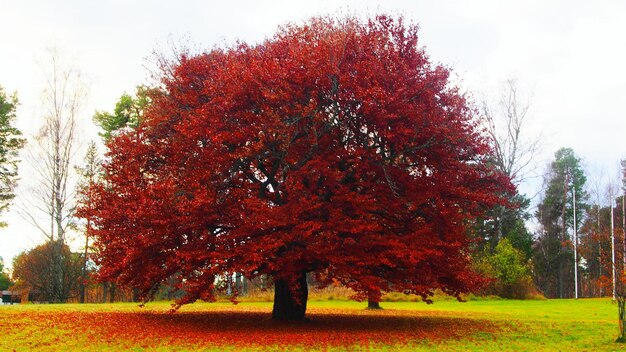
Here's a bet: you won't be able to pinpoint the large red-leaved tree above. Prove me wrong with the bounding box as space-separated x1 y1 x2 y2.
81 15 511 320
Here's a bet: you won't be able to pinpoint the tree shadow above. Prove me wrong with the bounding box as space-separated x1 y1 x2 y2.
83 309 500 348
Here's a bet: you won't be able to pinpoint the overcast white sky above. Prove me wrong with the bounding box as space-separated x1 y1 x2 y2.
0 0 625 268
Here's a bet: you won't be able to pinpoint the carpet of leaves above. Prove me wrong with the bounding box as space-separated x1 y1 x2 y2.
2 306 502 350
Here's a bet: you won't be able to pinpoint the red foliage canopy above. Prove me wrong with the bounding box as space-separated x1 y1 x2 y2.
83 15 510 311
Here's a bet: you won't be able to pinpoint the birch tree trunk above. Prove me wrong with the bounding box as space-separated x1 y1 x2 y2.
19 50 84 303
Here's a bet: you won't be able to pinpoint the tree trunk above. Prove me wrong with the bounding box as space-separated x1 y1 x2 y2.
367 300 382 309
79 282 86 303
132 288 140 302
102 282 108 303
558 260 564 298
617 294 626 343
80 218 90 304
50 239 67 303
79 249 87 303
109 282 116 303
272 272 308 321
367 290 383 309
235 273 242 294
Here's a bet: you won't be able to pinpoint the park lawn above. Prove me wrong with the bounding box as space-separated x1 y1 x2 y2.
0 298 621 351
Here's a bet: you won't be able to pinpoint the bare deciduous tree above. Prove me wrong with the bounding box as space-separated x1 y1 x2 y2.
19 50 85 302
21 50 84 242
482 79 540 186
480 79 540 244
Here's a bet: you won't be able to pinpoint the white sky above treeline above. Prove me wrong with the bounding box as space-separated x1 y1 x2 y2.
0 0 625 268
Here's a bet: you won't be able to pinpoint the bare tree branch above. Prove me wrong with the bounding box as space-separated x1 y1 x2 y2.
18 48 84 244
481 79 541 186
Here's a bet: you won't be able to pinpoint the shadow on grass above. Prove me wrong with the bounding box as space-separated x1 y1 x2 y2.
60 308 501 348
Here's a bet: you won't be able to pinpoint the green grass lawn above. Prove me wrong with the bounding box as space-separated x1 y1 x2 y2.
0 298 622 351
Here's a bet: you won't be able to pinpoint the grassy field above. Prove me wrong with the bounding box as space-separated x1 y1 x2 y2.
0 298 622 351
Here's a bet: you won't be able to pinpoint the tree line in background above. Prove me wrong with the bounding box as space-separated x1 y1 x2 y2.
0 16 624 312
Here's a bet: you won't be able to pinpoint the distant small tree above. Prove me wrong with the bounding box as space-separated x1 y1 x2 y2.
12 241 82 302
0 256 13 290
490 239 529 283
475 238 534 298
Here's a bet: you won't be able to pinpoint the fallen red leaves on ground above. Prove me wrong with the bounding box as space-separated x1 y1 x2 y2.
4 307 501 349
